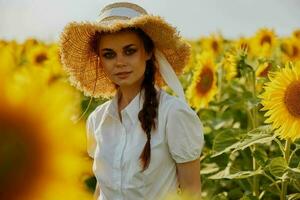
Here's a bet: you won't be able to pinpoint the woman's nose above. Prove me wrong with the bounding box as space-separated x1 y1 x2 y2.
115 54 127 67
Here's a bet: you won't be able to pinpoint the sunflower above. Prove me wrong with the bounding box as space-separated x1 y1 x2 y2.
21 38 39 57
0 40 24 67
234 37 253 58
222 50 238 81
44 43 67 79
260 62 300 141
186 52 218 111
292 29 300 40
0 39 8 49
280 37 300 62
251 28 277 58
201 33 224 56
0 67 93 200
255 61 274 94
27 44 49 67
164 189 201 200
256 61 273 78
0 44 17 73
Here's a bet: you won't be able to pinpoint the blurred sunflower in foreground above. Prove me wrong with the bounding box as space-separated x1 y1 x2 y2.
163 189 202 200
0 62 93 199
260 62 300 141
186 52 218 111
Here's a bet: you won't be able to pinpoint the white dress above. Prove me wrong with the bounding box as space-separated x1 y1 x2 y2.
86 86 205 200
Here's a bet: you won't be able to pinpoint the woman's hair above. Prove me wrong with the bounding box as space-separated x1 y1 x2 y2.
91 27 159 172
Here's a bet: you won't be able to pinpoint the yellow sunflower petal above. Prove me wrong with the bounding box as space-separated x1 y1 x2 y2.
260 62 300 141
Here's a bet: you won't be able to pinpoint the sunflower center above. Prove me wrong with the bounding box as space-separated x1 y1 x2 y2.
284 80 300 118
35 53 48 64
291 45 299 58
0 112 47 199
212 41 219 53
260 35 272 46
294 31 300 39
196 67 214 95
259 63 272 77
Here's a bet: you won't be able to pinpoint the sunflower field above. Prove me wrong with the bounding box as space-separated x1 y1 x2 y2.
0 28 300 200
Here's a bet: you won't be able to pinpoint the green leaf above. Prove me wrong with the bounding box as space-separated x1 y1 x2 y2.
228 187 243 199
287 193 300 200
212 192 228 200
291 179 300 191
247 125 273 136
269 157 288 178
240 194 259 200
211 126 274 157
200 163 220 175
287 167 300 179
212 129 241 157
208 165 231 180
225 169 263 179
209 167 263 180
232 126 275 153
252 147 268 167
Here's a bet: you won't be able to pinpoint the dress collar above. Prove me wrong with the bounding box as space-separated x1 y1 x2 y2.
104 85 161 123
104 85 160 123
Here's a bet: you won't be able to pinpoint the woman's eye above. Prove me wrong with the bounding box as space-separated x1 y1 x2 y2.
125 48 136 55
102 52 115 59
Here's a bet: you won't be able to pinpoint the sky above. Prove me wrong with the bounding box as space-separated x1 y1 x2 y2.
0 0 299 42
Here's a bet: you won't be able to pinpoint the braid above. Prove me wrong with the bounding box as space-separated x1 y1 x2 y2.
138 58 159 172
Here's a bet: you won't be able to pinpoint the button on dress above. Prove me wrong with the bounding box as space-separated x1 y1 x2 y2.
86 86 205 200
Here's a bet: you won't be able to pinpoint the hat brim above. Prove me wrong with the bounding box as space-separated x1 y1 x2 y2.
59 15 191 98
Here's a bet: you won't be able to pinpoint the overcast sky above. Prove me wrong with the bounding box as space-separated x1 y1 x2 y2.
0 0 299 42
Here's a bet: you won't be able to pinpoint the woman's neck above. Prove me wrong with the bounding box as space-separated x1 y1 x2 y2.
117 85 142 112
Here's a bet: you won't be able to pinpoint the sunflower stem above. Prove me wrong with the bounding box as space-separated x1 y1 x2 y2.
252 147 259 197
262 171 281 193
274 138 286 156
250 69 260 197
217 63 223 103
280 138 291 200
251 69 258 128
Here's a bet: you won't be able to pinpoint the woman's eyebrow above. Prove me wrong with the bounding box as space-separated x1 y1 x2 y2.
123 44 136 49
101 44 136 51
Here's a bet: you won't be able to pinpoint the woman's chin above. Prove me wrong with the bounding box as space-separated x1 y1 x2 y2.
115 80 132 87
116 79 144 88
114 76 144 88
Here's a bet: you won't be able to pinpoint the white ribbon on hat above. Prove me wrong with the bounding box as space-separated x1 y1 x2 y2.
98 7 142 21
154 49 187 104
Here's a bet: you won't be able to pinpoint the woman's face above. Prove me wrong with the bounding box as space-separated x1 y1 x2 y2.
98 30 152 88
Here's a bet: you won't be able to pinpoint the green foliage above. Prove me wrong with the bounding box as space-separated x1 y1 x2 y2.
198 48 300 200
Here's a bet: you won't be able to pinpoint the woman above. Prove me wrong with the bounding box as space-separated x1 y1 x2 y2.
59 2 205 200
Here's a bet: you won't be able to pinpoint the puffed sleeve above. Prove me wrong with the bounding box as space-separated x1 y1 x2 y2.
86 112 97 159
166 99 205 163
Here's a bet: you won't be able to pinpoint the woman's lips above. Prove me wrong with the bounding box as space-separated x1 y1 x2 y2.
115 71 132 78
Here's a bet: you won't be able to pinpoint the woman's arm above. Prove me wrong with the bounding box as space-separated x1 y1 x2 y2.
93 182 100 200
176 158 202 199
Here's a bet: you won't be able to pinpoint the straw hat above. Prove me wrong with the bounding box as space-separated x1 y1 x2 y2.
59 2 191 99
